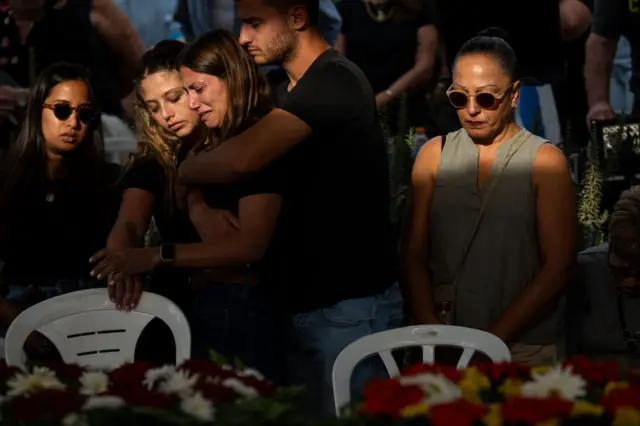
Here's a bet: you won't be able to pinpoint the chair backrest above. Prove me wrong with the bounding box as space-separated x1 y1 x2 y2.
4 289 191 369
332 325 511 415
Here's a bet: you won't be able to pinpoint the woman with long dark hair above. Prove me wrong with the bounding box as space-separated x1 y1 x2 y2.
91 31 287 380
0 62 121 355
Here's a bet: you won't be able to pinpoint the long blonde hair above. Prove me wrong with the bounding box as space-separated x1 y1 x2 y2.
125 40 189 212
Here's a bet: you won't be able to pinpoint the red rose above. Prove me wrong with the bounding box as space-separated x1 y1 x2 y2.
402 363 461 383
475 362 531 381
565 356 620 383
601 386 640 412
501 397 573 424
178 359 226 378
45 362 85 381
362 378 423 417
109 362 155 387
430 400 487 426
6 389 84 422
196 381 243 404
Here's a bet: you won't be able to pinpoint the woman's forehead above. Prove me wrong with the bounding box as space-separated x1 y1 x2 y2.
453 54 510 85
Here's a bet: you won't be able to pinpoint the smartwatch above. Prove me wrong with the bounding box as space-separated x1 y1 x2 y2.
160 243 176 263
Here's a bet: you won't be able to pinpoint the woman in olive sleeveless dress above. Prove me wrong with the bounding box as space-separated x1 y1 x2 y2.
403 30 576 365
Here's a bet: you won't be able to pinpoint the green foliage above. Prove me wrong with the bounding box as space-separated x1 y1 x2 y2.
577 141 609 247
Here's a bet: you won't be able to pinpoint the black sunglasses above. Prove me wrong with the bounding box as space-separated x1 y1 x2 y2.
43 102 98 125
446 85 514 110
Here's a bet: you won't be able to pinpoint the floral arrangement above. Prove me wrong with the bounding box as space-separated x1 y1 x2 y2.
0 360 300 425
355 357 640 426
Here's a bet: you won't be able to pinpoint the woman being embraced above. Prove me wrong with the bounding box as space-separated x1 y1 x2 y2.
403 29 576 365
92 30 286 381
0 62 121 357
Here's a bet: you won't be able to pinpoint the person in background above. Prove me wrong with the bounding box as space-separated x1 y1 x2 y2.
585 0 640 124
0 62 121 358
0 0 144 159
114 0 185 48
567 186 640 369
91 31 288 382
404 31 575 365
177 0 402 417
176 0 342 46
335 0 438 129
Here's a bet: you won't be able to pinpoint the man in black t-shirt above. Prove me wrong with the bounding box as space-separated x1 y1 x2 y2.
585 0 640 123
178 0 401 417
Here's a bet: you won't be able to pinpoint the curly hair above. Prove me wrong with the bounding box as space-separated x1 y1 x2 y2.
126 40 188 212
609 185 640 265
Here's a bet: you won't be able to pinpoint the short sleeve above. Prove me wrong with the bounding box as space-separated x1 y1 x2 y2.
278 60 364 130
235 154 290 199
591 0 623 40
121 156 166 198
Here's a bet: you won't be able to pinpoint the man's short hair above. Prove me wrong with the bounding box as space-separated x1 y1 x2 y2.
609 185 640 266
263 0 320 26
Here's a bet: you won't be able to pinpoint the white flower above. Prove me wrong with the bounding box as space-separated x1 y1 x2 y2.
222 377 258 398
158 370 198 397
237 368 264 381
181 392 215 421
79 371 109 396
143 365 177 390
7 367 65 397
62 413 89 426
83 395 126 410
399 373 462 406
521 365 587 401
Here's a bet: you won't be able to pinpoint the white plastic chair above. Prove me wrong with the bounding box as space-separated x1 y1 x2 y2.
332 325 511 415
4 289 191 369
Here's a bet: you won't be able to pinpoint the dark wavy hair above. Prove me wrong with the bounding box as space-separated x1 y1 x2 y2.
0 62 105 213
179 29 272 149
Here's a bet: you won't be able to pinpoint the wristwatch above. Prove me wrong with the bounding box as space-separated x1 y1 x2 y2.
160 243 176 263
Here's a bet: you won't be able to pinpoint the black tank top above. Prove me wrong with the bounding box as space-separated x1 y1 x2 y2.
28 0 123 117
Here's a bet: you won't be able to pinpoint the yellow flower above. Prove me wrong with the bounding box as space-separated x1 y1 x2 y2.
483 403 502 426
613 408 640 426
571 401 604 417
536 420 560 426
531 366 552 375
499 378 522 398
399 403 429 418
605 381 630 395
459 367 490 403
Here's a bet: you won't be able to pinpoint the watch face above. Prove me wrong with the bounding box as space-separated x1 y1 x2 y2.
161 244 176 261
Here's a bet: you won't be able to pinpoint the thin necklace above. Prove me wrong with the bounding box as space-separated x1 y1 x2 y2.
365 1 395 22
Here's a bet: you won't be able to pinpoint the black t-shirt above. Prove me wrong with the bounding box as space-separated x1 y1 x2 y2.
337 0 434 126
0 163 122 286
592 0 640 113
266 49 397 312
434 0 565 84
121 156 197 245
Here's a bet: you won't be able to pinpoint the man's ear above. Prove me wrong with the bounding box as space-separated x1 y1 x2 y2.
288 5 309 30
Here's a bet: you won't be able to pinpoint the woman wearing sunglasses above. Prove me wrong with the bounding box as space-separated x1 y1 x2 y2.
0 62 121 359
403 29 576 365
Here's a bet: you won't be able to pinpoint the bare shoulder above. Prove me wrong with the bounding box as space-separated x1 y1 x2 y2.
533 143 572 187
413 136 443 180
534 143 569 170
